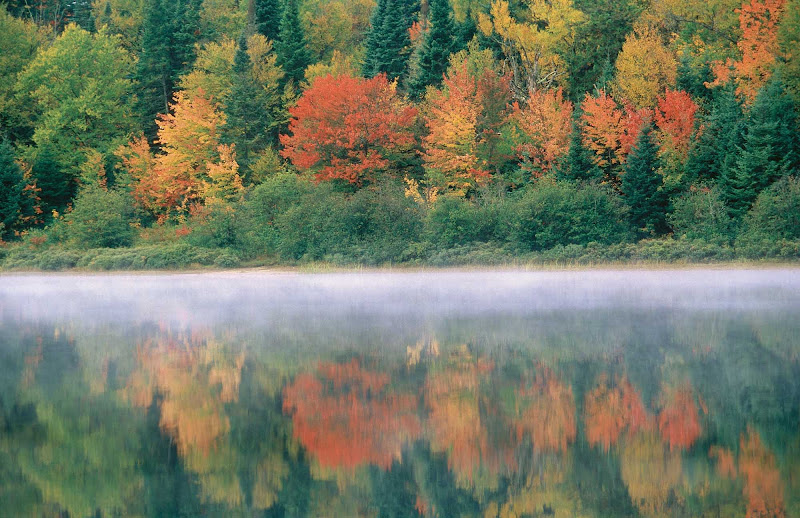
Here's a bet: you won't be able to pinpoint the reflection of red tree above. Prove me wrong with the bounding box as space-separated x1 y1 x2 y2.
282 359 421 471
584 375 651 451
739 428 786 518
514 365 576 453
657 384 702 452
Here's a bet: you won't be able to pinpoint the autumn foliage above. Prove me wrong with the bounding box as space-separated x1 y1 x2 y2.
657 383 703 451
510 88 573 178
739 428 786 518
513 365 576 453
655 89 699 158
710 0 787 103
280 73 418 186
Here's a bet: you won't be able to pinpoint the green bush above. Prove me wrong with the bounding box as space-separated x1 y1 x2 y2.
668 186 733 244
425 195 503 248
65 187 137 248
507 182 630 251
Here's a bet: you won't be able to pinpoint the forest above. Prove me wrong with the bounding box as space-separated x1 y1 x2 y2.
1 0 799 269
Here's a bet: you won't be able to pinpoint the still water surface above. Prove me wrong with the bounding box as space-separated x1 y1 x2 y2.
1 270 799 517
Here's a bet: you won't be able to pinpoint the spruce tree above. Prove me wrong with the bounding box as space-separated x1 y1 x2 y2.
275 0 311 85
97 1 113 28
558 120 603 183
72 0 96 32
723 78 799 218
0 140 23 239
686 83 744 185
364 0 418 83
253 0 282 43
224 36 273 179
136 0 201 141
622 124 667 235
408 0 456 97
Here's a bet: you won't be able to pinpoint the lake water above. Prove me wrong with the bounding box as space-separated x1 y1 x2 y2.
1 269 799 517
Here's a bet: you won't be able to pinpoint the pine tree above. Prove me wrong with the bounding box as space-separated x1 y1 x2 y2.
72 0 96 32
363 0 387 77
253 0 282 43
224 35 273 180
0 139 24 239
407 0 456 97
622 124 667 235
558 120 603 183
723 78 799 218
275 0 311 85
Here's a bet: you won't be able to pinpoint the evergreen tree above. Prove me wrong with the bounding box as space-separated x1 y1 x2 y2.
364 0 418 83
686 83 745 185
72 0 96 32
275 0 311 85
136 0 202 141
224 35 273 179
253 0 282 43
622 124 667 235
408 0 456 97
0 140 23 239
362 0 387 77
97 1 113 29
558 120 603 183
723 78 799 218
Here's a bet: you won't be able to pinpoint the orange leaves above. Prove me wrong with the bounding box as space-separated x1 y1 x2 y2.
282 359 421 471
513 365 576 453
584 375 652 452
581 92 625 169
739 428 786 518
655 89 699 158
422 65 503 194
710 0 786 103
280 73 418 186
657 384 703 452
122 91 244 220
510 88 573 179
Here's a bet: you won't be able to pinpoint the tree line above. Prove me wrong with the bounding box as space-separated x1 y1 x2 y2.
1 0 799 267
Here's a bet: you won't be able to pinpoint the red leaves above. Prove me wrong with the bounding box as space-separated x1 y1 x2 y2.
657 384 703 452
656 89 699 158
513 365 576 453
280 73 418 186
584 375 652 452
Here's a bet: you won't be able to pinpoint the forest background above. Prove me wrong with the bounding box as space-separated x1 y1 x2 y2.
1 0 799 270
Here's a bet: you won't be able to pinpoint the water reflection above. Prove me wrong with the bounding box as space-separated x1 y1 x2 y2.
0 271 799 517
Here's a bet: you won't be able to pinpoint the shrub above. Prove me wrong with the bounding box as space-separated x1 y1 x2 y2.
668 186 733 244
64 187 137 248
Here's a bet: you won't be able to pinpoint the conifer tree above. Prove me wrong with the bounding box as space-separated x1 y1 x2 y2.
136 0 202 141
364 0 418 83
97 2 113 29
408 0 456 97
224 35 273 179
723 78 800 217
72 0 96 32
253 0 282 43
0 139 23 239
686 84 744 185
275 0 311 85
558 120 603 183
622 124 667 235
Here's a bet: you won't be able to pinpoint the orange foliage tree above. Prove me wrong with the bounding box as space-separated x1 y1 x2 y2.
423 64 512 195
282 359 421 471
280 73 418 186
513 365 576 453
584 375 652 452
120 91 244 220
655 89 699 159
657 383 703 452
509 88 573 179
709 0 787 103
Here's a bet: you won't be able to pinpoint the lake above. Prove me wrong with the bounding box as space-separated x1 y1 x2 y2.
1 269 799 517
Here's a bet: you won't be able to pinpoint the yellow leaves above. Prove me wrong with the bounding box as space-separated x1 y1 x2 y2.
612 25 678 109
478 0 583 93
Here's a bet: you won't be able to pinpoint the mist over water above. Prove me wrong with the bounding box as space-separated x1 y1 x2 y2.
1 269 799 516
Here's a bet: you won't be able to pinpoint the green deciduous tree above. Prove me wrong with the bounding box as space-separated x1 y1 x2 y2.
16 24 136 214
0 139 24 239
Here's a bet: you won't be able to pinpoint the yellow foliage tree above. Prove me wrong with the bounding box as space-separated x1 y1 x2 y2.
612 26 678 109
478 0 584 98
